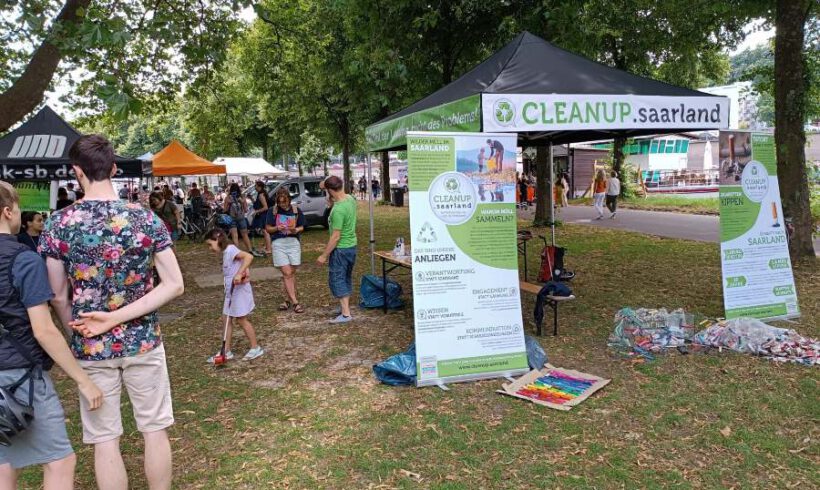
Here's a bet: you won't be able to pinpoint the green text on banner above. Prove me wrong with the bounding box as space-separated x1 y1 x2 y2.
407 131 528 387
15 182 51 212
718 131 799 320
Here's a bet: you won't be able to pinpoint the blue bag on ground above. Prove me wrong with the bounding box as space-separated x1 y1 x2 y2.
525 335 548 369
359 274 404 309
373 343 416 386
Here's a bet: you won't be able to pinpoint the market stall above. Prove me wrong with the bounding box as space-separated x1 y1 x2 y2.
152 140 226 176
213 157 288 178
0 106 149 181
364 31 730 266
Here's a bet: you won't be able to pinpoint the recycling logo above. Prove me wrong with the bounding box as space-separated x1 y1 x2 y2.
445 177 460 193
493 98 515 127
417 221 438 243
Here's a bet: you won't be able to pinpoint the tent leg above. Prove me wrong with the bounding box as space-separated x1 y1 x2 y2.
367 154 375 275
549 142 555 246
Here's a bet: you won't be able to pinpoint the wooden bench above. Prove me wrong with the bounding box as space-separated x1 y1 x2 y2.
519 281 576 336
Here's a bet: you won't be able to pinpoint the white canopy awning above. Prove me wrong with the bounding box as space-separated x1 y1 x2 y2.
214 157 289 177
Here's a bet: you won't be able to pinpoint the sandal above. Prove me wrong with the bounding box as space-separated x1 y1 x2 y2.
292 303 305 314
278 301 292 311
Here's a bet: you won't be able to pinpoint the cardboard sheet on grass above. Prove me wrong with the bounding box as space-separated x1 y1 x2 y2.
498 364 610 411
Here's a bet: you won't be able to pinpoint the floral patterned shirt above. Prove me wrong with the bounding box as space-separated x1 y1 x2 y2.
40 199 173 361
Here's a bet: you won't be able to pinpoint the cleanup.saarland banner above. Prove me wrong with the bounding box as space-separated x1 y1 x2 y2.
482 94 730 132
407 131 528 387
718 131 799 320
366 95 481 151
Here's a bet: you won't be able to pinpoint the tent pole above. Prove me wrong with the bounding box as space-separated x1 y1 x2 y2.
367 153 375 275
549 141 555 246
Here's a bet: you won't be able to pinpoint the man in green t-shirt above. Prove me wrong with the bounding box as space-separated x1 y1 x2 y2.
317 176 357 323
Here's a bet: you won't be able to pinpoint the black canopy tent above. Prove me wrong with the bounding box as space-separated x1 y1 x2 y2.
0 106 149 181
363 31 729 269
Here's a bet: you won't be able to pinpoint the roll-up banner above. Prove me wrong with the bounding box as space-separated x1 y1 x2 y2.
407 131 528 387
718 131 799 320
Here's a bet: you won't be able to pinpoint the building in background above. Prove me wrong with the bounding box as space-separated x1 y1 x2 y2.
699 81 766 130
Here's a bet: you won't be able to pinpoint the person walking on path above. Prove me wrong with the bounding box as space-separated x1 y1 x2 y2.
560 172 570 207
266 187 306 314
592 169 607 220
40 134 184 490
357 176 366 200
317 176 357 324
606 170 621 219
204 229 263 363
223 183 258 255
0 182 103 490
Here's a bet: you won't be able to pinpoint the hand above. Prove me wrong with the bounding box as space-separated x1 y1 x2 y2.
70 311 118 338
78 380 103 410
232 273 244 285
317 254 327 265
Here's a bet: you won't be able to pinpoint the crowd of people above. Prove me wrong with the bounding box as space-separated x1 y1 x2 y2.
0 134 360 488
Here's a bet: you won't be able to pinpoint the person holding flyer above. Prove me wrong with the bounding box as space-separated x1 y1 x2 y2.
265 187 306 314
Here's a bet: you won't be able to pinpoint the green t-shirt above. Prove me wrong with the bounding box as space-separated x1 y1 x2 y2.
329 195 357 249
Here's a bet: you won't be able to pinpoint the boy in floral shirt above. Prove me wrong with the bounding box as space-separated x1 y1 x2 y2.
41 135 184 490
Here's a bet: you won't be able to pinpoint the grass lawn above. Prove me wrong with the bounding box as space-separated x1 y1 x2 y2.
573 195 720 215
574 186 820 224
22 202 819 489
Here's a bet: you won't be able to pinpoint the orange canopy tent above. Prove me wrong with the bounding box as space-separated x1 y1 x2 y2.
152 140 226 176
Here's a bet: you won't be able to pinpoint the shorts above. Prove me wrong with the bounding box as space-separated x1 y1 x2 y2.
78 344 174 444
231 217 248 231
0 370 73 469
328 246 356 298
273 237 301 267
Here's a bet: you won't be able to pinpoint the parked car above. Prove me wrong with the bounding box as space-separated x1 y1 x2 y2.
245 176 330 228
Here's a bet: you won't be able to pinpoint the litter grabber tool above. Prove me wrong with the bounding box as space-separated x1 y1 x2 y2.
213 284 235 367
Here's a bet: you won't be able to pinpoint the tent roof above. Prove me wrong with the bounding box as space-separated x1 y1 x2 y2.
152 140 225 176
0 106 148 180
213 157 288 177
368 32 725 149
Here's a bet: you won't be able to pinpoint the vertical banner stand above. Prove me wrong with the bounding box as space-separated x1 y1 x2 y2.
549 142 555 246
367 153 376 275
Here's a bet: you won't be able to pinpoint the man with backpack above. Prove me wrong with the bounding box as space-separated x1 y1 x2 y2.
0 181 103 489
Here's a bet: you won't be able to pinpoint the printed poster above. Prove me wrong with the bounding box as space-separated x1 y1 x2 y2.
718 131 799 320
407 131 528 387
14 181 51 212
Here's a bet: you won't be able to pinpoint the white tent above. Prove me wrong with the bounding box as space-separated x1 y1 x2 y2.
214 157 288 177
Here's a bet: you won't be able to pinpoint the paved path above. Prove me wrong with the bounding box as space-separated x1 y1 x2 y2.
194 266 282 288
520 205 820 253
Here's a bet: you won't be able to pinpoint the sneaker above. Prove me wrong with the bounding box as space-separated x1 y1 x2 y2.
206 351 234 364
595 215 603 220
250 250 265 258
329 314 352 324
243 346 264 361
610 212 617 219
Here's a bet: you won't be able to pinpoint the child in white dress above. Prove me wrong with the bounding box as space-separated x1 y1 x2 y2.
205 228 264 362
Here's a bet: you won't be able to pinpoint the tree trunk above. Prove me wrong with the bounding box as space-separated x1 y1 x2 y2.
775 0 815 258
380 150 391 203
612 136 627 196
323 159 328 176
262 134 269 161
533 145 553 227
0 0 91 132
342 139 352 193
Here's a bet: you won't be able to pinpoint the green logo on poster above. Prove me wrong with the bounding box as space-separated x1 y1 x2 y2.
493 99 515 126
445 177 460 193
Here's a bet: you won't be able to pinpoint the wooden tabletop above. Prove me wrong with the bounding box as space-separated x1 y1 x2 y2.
373 251 413 268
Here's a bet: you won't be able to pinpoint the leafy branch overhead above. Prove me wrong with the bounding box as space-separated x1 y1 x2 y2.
0 0 251 131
